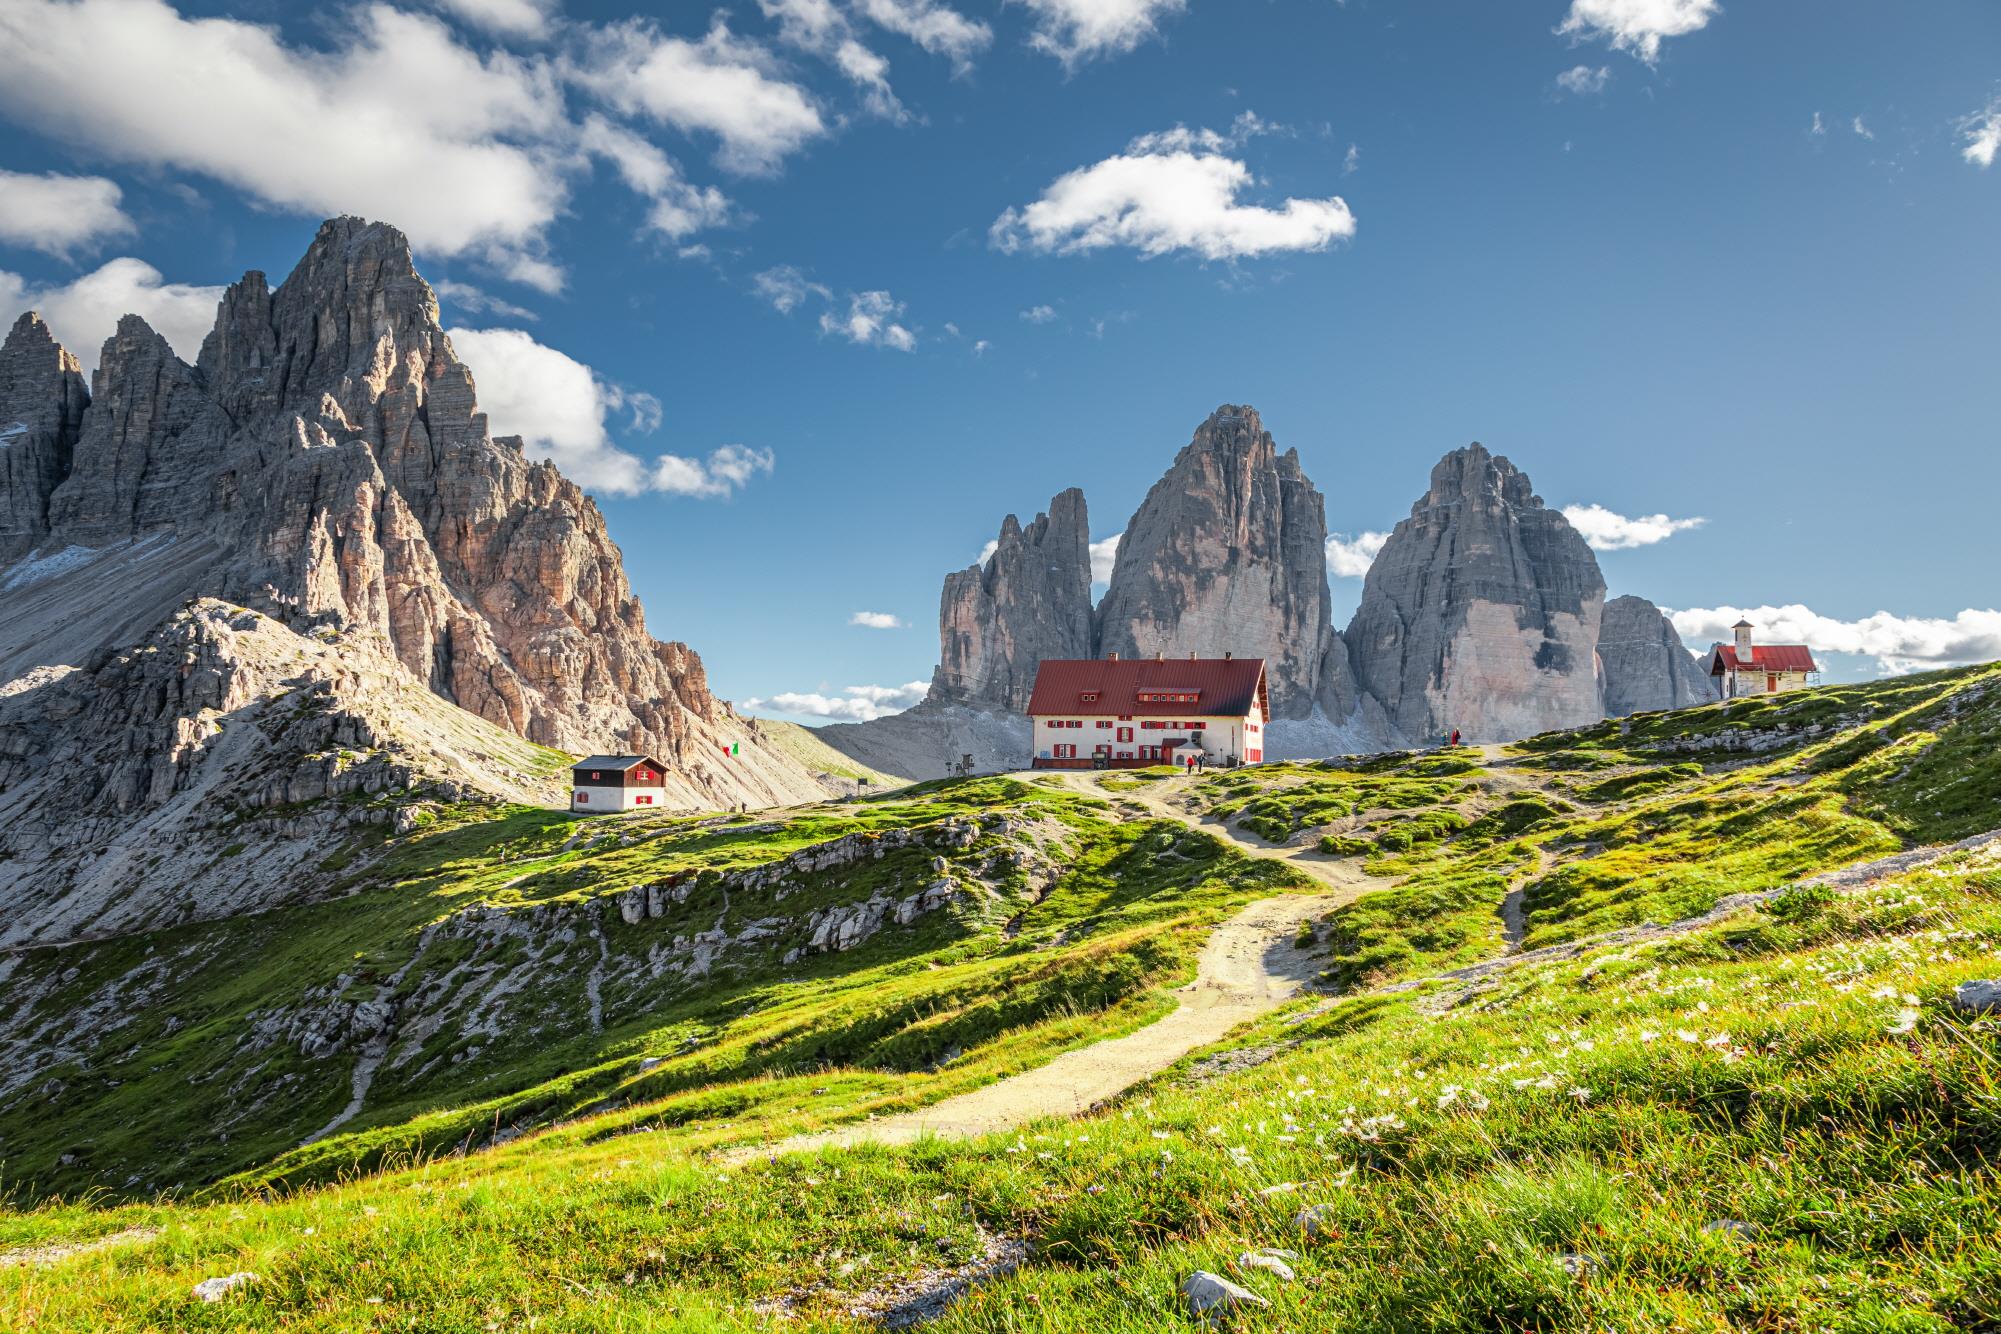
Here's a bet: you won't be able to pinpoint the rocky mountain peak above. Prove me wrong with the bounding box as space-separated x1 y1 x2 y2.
1345 445 1606 744
1598 594 1714 716
0 310 91 561
1097 404 1356 719
932 487 1093 711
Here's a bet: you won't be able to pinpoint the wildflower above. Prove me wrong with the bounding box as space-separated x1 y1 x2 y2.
1887 1008 1920 1035
1568 1087 1592 1102
1677 1030 1700 1043
1639 1030 1660 1043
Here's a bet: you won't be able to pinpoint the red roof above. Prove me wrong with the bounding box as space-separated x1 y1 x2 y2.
1708 645 1819 674
1026 657 1268 719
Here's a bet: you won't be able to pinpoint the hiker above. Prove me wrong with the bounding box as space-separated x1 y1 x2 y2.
1450 729 1461 748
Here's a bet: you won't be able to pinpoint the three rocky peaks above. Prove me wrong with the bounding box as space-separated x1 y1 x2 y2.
912 404 1705 755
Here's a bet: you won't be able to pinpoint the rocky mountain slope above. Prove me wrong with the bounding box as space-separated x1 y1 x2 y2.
1598 593 1714 716
0 217 827 944
1344 443 1607 744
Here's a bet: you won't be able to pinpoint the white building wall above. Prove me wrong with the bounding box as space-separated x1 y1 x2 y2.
1032 706 1264 764
571 784 662 812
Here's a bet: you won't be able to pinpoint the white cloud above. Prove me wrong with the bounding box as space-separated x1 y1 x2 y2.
850 610 905 629
1851 116 1874 142
972 338 990 355
1020 303 1058 323
433 278 538 321
0 257 223 376
977 538 999 566
1325 531 1389 579
991 118 1355 261
758 0 907 121
819 290 916 350
577 114 733 239
447 325 770 498
433 0 556 39
1342 143 1360 175
1090 532 1121 584
0 1 578 281
751 265 834 314
1667 605 2001 676
0 170 134 259
1560 503 1706 551
1961 100 2001 169
650 443 775 498
855 0 991 73
1811 111 1826 136
579 15 827 175
1556 64 1611 96
1018 0 1187 67
743 680 928 721
1557 0 1718 64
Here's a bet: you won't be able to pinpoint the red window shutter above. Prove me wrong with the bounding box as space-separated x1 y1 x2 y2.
576 791 588 803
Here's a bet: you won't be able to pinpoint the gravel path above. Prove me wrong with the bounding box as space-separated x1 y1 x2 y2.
723 772 1391 1161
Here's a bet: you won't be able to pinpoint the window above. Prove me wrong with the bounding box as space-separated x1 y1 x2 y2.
1140 745 1161 761
575 791 589 804
1096 720 1113 729
1094 743 1111 756
1116 727 1133 743
1053 744 1076 759
589 771 603 781
1079 692 1099 703
636 795 653 805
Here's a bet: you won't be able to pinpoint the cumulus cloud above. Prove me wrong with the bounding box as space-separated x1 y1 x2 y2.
1020 303 1058 323
991 115 1355 261
577 114 733 239
1090 532 1121 584
447 325 770 498
1556 64 1611 96
433 278 539 321
819 289 916 350
743 680 928 721
1325 531 1389 579
1557 0 1718 64
758 0 907 121
1560 504 1706 551
650 443 775 498
1668 605 2001 676
0 170 134 259
0 1 581 283
1018 0 1187 67
432 0 556 39
855 0 991 72
850 610 905 629
579 15 827 175
1962 100 2001 169
0 258 223 376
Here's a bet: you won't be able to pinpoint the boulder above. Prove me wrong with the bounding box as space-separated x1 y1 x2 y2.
1179 1270 1270 1319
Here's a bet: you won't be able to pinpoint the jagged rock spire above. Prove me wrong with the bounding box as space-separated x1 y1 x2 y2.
932 487 1094 711
1344 443 1606 743
0 312 90 561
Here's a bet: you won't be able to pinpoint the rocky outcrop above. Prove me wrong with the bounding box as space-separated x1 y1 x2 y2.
1598 594 1714 716
1097 406 1357 720
1 217 823 816
1345 444 1606 744
932 488 1094 711
0 313 89 561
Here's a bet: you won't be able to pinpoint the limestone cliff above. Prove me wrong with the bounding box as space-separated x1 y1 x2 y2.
1097 405 1357 720
932 488 1094 711
1598 594 1714 716
1344 444 1605 743
0 313 88 561
0 217 822 823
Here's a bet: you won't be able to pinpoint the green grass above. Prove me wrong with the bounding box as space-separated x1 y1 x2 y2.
5 664 2001 1331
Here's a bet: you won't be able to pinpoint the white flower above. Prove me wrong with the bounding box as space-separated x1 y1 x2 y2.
1568 1087 1593 1102
1887 1008 1920 1035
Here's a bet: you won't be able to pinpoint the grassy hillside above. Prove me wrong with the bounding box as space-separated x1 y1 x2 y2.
4 665 1999 1330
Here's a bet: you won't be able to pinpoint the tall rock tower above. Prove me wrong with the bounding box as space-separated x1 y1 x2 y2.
1344 443 1605 743
931 488 1095 712
1597 594 1713 715
1096 405 1357 720
0 313 90 561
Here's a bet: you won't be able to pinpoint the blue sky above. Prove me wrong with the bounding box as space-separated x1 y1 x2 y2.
1 0 1997 722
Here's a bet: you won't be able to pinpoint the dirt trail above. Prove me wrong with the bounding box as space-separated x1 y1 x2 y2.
724 771 1390 1163
0 1226 160 1269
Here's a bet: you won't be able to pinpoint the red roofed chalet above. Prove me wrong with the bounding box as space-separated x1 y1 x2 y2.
1706 620 1821 699
1027 653 1269 769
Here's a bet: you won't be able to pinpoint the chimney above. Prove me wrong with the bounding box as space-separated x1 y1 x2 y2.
1733 619 1754 663
1155 650 1165 662
1107 651 1118 661
1189 651 1197 660
1223 651 1232 661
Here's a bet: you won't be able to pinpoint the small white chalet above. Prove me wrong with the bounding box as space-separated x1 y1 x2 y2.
1707 620 1821 699
570 755 668 812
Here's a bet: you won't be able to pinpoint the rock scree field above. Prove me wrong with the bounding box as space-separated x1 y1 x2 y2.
4 664 2001 1329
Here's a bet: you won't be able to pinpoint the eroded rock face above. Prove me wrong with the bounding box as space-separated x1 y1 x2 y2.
1097 405 1356 720
1598 594 1714 716
1344 444 1605 743
0 313 89 561
932 488 1094 711
1 217 822 812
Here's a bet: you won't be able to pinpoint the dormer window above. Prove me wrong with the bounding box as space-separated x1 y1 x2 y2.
1079 692 1098 703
